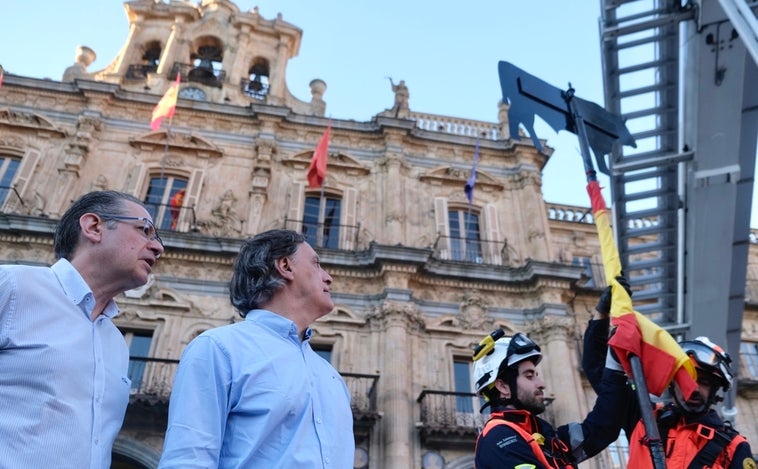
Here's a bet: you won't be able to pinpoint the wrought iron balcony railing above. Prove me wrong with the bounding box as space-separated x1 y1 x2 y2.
126 357 380 419
0 185 26 212
143 202 197 233
432 235 505 266
170 62 226 88
284 218 362 251
416 389 486 447
240 78 269 100
125 63 158 80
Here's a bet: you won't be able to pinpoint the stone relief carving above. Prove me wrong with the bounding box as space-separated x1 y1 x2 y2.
459 290 491 329
196 189 243 237
367 300 424 331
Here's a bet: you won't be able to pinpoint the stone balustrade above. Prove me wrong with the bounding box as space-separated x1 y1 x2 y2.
409 111 502 140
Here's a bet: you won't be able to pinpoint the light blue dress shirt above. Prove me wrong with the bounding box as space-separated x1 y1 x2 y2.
158 309 355 468
0 259 131 469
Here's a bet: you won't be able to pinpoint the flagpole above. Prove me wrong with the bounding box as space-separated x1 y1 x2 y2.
565 86 667 469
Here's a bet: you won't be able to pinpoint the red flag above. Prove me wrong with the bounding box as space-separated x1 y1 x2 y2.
587 180 697 398
151 74 180 130
169 189 185 230
307 123 331 188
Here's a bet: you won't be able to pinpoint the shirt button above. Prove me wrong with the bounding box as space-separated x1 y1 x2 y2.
324 457 330 464
316 418 322 424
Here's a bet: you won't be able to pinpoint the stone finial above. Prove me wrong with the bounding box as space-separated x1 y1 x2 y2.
309 79 327 116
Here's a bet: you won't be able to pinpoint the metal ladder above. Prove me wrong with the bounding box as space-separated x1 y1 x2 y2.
599 0 696 328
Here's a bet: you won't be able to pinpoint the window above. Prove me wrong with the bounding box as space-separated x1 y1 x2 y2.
605 435 630 469
303 195 341 249
122 330 154 393
243 59 270 99
448 209 482 262
144 175 188 231
740 342 758 379
453 358 482 426
312 343 333 363
0 156 21 206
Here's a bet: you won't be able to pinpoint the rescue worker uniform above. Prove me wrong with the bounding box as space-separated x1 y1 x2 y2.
583 316 755 469
473 326 631 469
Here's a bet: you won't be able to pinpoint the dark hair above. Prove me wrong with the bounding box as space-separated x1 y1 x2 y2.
229 229 306 316
54 190 145 260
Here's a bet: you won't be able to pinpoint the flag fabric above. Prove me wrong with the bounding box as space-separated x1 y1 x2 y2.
0 66 4 88
307 123 331 188
169 188 185 230
587 180 697 398
464 139 480 204
150 74 181 130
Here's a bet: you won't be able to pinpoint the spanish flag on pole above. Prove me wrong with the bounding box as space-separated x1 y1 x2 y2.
150 74 180 131
587 180 698 398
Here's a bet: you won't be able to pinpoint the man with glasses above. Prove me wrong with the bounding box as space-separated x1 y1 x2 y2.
0 190 163 469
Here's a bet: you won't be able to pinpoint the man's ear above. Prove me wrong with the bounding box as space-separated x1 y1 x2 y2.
275 257 294 280
494 378 511 399
79 213 102 243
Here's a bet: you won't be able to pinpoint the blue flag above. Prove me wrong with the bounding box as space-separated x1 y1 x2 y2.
464 139 480 204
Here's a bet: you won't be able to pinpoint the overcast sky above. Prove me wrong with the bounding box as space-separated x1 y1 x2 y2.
1 1 755 226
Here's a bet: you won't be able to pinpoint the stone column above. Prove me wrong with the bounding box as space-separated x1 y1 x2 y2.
368 300 422 468
525 316 586 425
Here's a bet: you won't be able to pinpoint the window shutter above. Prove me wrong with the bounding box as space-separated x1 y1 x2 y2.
2 151 39 213
181 169 204 230
434 197 451 259
125 164 147 197
341 187 357 250
483 204 502 265
288 181 305 232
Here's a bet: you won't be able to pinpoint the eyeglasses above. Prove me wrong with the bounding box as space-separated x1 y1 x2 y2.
99 214 164 250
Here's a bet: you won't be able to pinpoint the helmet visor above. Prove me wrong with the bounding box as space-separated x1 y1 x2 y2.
508 333 540 355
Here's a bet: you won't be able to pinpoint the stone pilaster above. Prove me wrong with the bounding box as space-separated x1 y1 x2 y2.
367 301 423 469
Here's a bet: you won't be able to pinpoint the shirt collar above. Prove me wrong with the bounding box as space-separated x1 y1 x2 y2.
245 309 312 343
51 258 120 320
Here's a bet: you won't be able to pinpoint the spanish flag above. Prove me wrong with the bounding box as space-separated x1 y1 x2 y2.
307 123 331 188
587 180 697 398
150 74 181 131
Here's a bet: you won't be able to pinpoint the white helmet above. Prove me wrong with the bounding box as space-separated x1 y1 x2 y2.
473 332 542 396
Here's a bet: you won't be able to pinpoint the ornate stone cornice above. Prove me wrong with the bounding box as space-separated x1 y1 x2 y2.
367 300 424 331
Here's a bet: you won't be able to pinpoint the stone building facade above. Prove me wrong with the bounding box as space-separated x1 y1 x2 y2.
1 1 757 468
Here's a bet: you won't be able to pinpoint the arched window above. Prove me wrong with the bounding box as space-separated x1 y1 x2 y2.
303 194 341 249
187 38 224 87
0 156 21 207
243 58 270 99
143 175 188 231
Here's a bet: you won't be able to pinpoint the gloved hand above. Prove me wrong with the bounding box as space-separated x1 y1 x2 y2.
595 275 632 316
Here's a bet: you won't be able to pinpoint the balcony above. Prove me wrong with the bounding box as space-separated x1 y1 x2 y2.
125 357 380 429
416 390 486 448
284 219 363 251
170 62 226 88
241 78 269 100
125 63 158 81
432 235 506 266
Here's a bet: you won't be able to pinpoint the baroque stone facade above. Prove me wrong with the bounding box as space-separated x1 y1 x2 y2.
1 1 757 468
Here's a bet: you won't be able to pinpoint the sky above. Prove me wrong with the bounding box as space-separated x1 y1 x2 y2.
1 0 755 225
